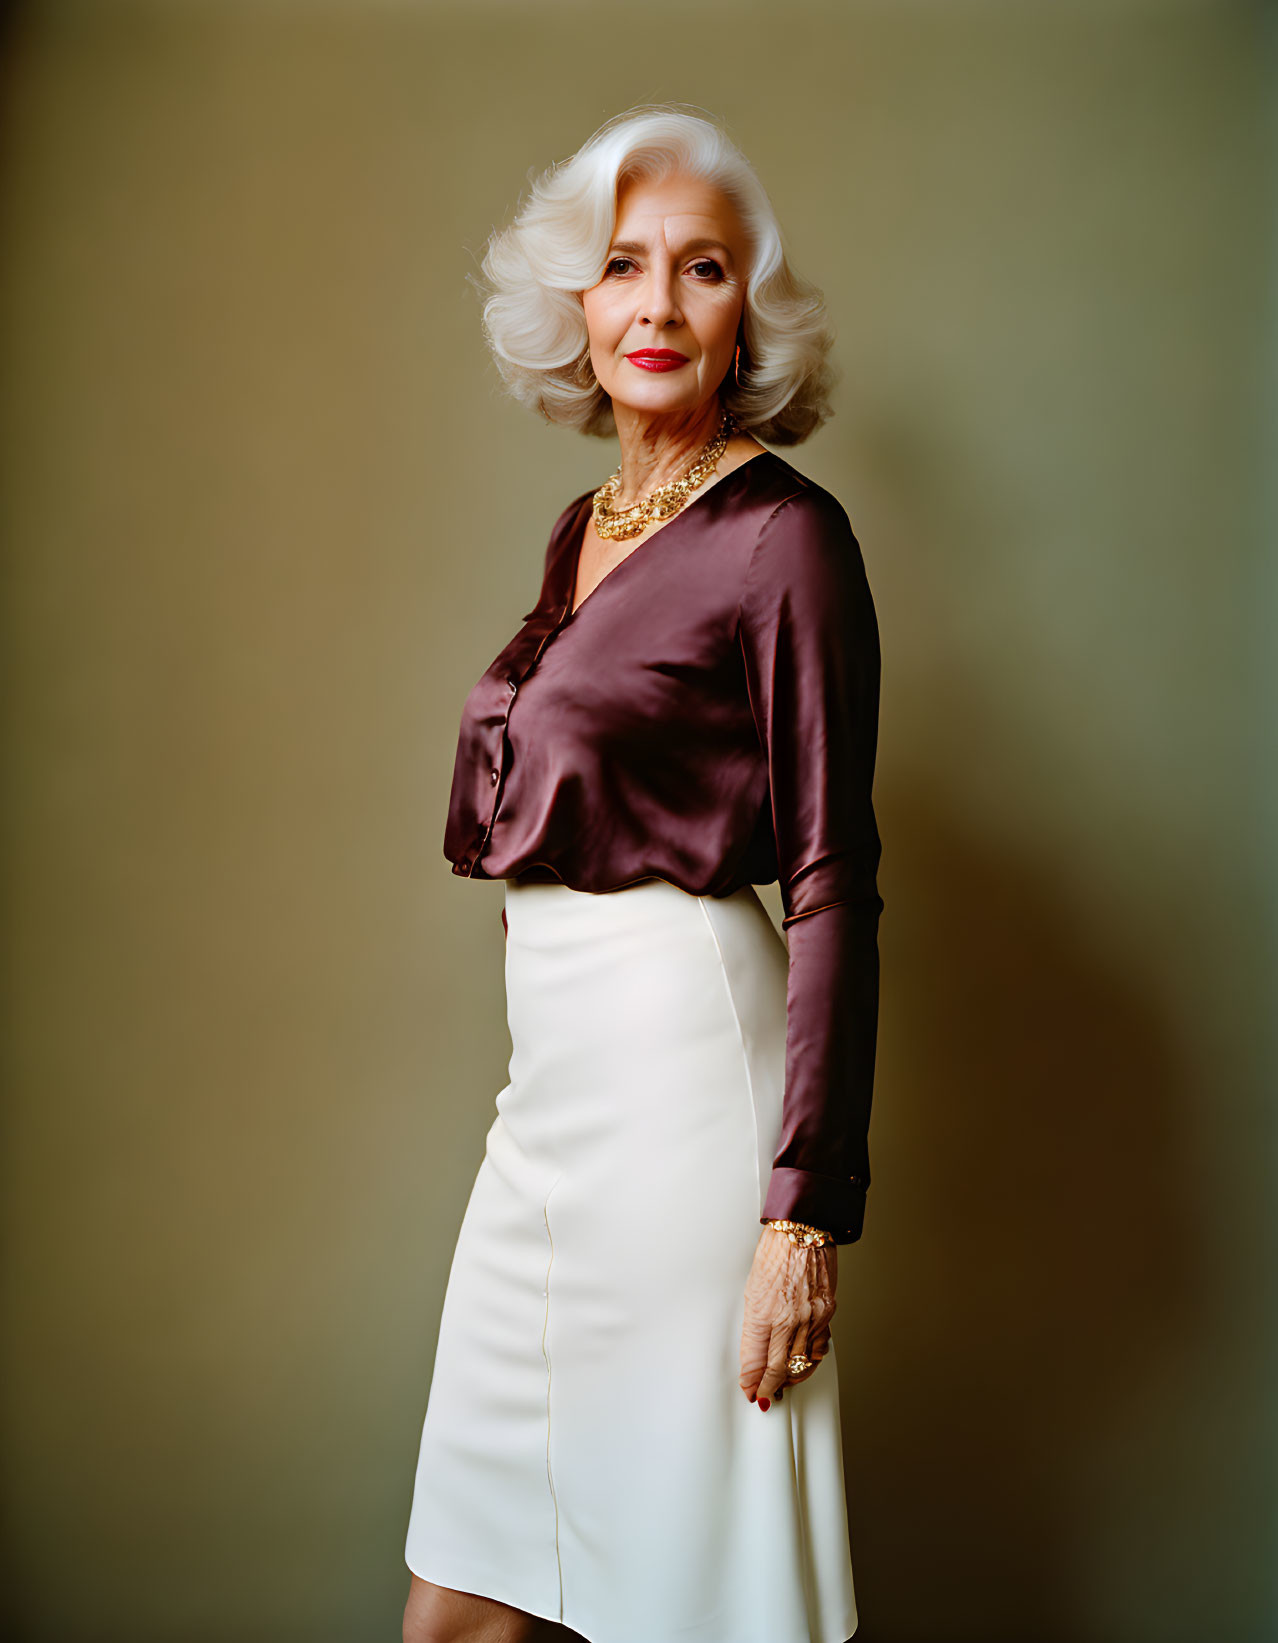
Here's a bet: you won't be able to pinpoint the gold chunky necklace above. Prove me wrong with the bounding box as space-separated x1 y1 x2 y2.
591 406 738 541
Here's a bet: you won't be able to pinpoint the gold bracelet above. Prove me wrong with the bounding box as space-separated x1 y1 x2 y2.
766 1218 834 1248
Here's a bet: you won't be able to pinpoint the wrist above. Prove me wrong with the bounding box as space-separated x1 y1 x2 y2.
765 1217 834 1248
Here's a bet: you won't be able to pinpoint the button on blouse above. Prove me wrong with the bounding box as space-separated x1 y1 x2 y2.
442 449 884 1243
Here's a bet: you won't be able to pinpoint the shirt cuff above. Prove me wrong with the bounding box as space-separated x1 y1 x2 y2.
761 1167 867 1245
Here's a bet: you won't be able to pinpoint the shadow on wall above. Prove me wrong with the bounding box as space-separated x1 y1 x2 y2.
841 783 1205 1643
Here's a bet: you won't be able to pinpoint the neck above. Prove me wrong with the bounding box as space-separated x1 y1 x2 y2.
610 399 726 506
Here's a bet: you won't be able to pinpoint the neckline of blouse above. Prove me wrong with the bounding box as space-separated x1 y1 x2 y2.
561 446 781 624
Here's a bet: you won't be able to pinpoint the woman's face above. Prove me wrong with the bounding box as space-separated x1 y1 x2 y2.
580 171 750 423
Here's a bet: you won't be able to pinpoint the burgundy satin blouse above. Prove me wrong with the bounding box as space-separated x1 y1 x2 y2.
443 449 884 1243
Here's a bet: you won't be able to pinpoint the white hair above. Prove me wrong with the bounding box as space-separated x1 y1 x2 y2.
471 103 838 444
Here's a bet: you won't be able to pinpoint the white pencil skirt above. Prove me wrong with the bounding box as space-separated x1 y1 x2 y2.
404 875 859 1643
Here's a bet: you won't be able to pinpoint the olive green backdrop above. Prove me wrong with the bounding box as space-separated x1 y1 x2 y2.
2 1 1274 1639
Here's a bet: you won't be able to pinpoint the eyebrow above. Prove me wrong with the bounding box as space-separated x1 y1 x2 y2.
607 237 734 264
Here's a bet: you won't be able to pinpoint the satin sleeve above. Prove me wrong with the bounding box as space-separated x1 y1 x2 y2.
737 489 885 1244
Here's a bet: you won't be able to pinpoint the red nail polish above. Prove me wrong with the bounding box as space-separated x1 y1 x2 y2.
748 1392 756 1403
758 1397 770 1412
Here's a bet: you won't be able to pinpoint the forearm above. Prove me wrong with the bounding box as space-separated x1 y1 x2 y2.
761 896 881 1243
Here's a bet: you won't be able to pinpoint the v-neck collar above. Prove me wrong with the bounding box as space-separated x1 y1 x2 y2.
561 447 780 625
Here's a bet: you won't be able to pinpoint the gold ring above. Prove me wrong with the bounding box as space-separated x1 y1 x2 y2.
788 1354 814 1375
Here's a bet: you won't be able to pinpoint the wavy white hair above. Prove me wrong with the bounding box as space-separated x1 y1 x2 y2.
471 104 838 445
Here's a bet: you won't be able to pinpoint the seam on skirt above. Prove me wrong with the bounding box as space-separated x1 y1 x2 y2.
695 896 764 1222
541 1179 565 1621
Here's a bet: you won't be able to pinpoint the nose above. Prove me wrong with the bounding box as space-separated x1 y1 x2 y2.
637 263 683 329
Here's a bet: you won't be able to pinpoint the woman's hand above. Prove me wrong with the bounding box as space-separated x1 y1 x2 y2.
739 1225 837 1407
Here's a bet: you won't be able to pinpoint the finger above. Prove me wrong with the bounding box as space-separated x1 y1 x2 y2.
782 1320 818 1388
786 1352 822 1386
807 1320 831 1365
793 1313 834 1380
784 1292 838 1387
739 1316 772 1400
756 1323 796 1402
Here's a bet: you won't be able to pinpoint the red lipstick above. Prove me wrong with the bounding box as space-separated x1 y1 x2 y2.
625 349 689 372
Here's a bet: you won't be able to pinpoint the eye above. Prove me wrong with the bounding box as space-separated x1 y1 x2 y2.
603 255 725 280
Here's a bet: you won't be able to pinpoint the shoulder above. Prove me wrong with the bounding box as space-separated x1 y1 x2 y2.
515 486 593 621
742 463 867 607
533 485 593 590
756 459 856 544
546 484 593 554
552 485 596 536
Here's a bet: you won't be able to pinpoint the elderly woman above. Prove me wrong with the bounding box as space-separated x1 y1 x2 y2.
402 104 884 1643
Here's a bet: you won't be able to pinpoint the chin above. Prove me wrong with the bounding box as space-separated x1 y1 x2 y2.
614 391 705 416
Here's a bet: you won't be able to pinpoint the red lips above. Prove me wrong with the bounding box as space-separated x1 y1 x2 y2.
626 349 689 372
